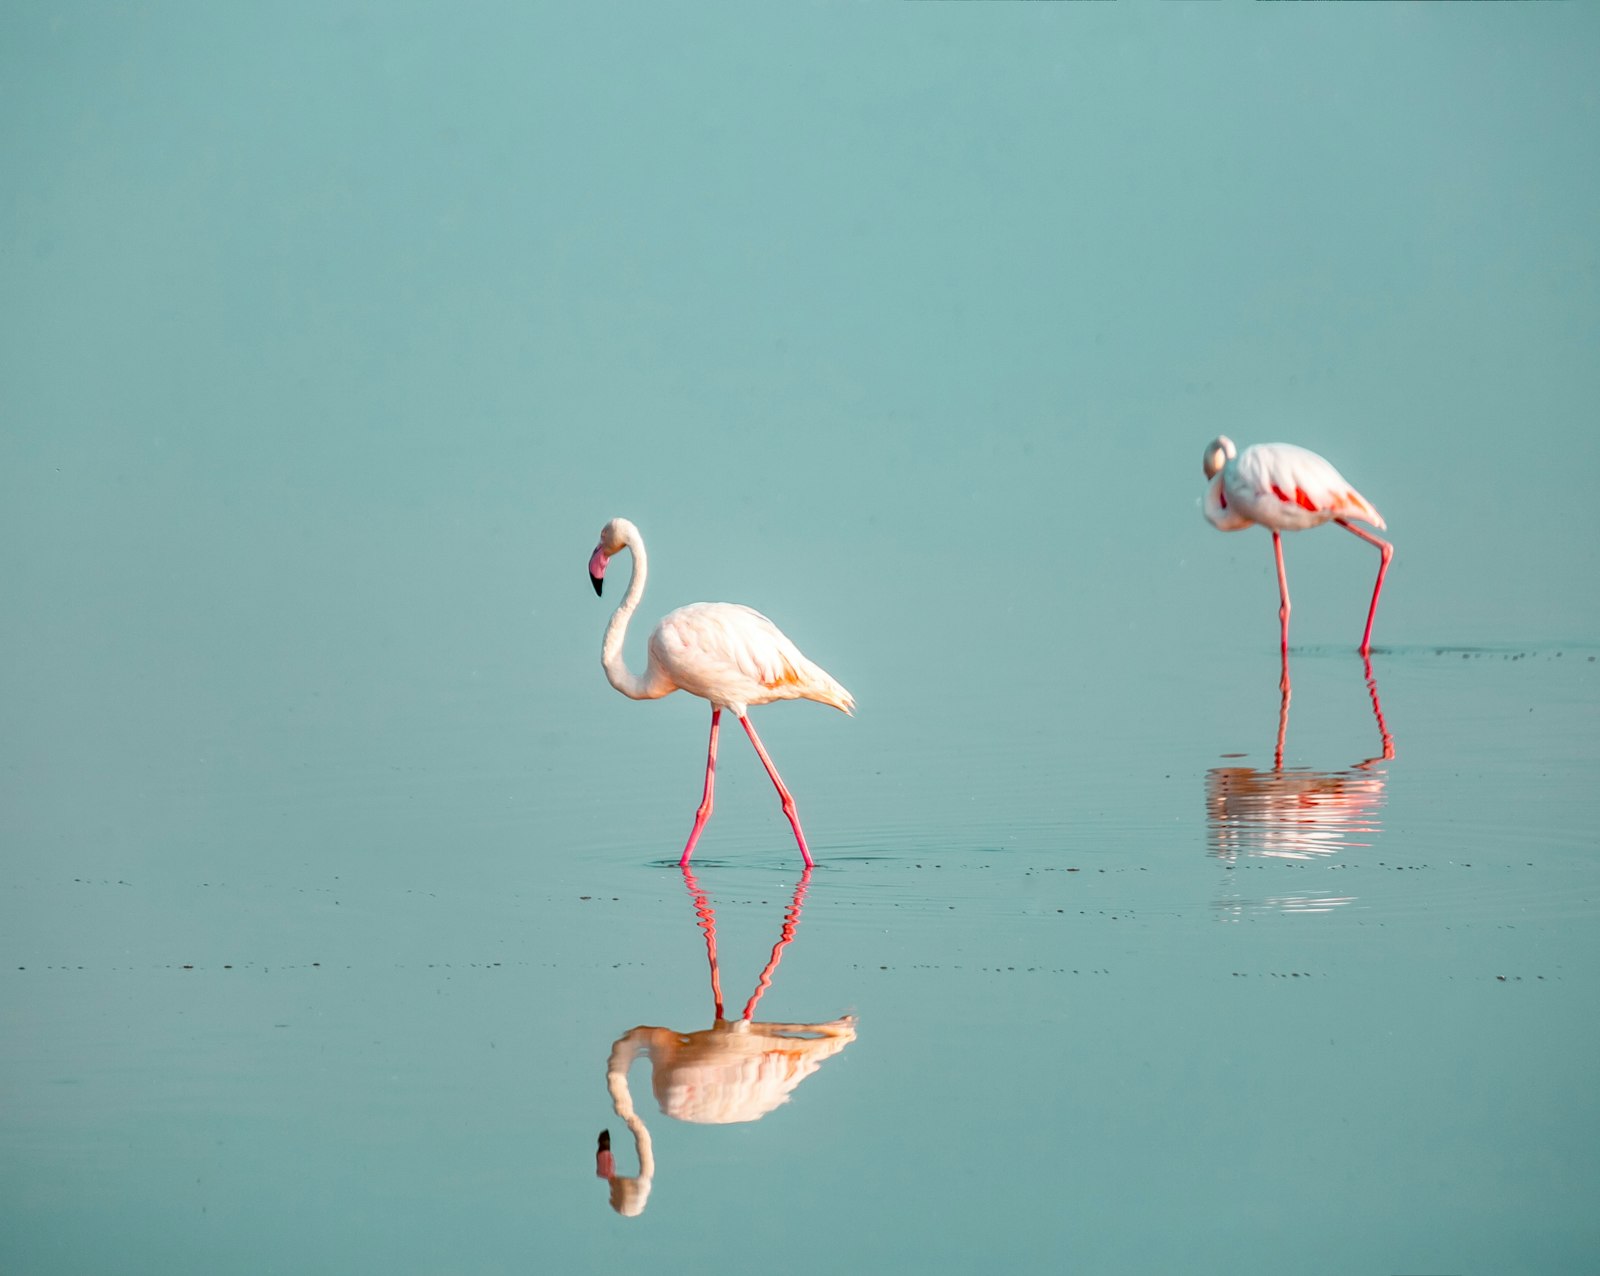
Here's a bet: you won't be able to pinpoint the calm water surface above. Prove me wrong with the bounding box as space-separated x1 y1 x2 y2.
6 642 1596 1274
4 5 1599 1274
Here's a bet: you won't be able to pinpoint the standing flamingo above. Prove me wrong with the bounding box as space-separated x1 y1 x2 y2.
587 517 853 867
1202 437 1394 661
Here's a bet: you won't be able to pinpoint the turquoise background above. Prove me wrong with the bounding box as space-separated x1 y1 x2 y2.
4 5 1598 1273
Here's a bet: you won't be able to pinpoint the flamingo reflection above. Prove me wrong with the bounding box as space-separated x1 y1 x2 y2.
1207 657 1393 917
1267 651 1393 772
594 866 856 1216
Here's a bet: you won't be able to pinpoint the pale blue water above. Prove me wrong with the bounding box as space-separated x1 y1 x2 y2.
4 5 1599 1274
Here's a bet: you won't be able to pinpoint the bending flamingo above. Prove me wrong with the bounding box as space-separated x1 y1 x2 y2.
587 517 853 867
1202 437 1393 659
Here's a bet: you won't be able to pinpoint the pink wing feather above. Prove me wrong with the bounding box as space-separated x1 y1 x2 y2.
1231 443 1385 530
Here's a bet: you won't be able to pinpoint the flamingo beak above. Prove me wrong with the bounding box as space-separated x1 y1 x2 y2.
588 547 608 596
595 1129 615 1179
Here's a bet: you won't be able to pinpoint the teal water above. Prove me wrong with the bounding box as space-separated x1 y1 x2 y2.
4 5 1599 1274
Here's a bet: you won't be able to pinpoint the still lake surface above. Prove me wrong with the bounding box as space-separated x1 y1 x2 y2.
4 5 1599 1274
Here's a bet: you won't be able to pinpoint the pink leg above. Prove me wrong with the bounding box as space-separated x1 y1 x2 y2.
1273 531 1292 692
1336 519 1393 657
1274 678 1291 772
738 714 815 868
740 867 812 1021
679 708 720 867
1360 652 1395 765
680 866 725 1020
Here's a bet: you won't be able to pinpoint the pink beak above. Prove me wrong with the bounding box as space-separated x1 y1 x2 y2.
595 1129 615 1179
588 547 608 596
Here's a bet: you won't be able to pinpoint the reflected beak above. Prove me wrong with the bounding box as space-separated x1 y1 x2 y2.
588 547 608 596
595 1129 615 1179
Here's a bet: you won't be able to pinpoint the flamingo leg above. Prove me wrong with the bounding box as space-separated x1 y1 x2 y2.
1273 531 1292 692
1274 677 1291 772
1359 652 1396 766
680 866 725 1020
1336 518 1393 657
679 708 721 867
740 867 812 1021
738 714 815 868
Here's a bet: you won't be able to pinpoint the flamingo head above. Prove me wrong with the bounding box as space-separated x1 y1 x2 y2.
1202 435 1237 479
594 1128 652 1217
589 518 632 596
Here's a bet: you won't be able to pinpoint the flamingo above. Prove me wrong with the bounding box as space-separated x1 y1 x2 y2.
1202 437 1394 662
587 517 854 868
593 866 856 1217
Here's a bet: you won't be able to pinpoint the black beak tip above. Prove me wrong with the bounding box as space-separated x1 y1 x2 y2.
597 1130 611 1152
590 574 604 597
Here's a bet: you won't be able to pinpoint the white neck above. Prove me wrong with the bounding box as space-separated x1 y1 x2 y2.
601 522 666 700
605 1029 656 1215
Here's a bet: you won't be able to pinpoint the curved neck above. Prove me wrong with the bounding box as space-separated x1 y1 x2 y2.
601 528 664 700
605 1030 656 1215
607 1058 655 1181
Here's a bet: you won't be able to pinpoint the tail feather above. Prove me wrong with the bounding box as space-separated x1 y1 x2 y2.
802 665 855 715
810 675 855 716
1337 487 1386 530
761 644 854 714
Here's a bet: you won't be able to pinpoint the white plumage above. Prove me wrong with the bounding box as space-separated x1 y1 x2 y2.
1202 436 1394 659
1204 438 1384 535
648 602 854 719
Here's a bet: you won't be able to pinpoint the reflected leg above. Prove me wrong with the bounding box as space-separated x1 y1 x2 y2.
680 865 725 1020
740 867 812 1021
1274 677 1291 772
1359 652 1395 765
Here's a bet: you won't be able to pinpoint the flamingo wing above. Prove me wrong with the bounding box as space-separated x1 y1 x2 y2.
651 602 792 679
646 604 801 702
1236 443 1385 529
1203 473 1254 531
651 603 853 713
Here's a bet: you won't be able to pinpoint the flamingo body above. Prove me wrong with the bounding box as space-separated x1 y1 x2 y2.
1202 436 1394 658
1204 440 1384 535
648 603 854 718
588 517 851 867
